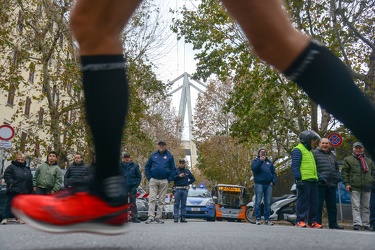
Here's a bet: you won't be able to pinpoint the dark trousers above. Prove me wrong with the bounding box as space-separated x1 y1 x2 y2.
370 189 375 226
296 180 318 224
317 186 338 227
129 187 138 221
2 193 16 219
35 187 52 194
174 189 188 218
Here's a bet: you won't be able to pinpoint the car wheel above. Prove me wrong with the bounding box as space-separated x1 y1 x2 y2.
246 206 256 224
138 216 148 221
206 214 216 222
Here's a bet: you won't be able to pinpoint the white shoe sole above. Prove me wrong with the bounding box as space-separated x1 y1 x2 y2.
12 207 128 235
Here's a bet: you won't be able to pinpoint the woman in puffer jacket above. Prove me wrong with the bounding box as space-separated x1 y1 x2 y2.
1 153 33 224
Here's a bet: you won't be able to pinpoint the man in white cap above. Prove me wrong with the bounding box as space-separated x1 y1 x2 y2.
342 142 375 231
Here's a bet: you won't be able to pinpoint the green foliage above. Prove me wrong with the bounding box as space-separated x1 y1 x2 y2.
172 0 311 159
172 0 374 179
196 135 251 187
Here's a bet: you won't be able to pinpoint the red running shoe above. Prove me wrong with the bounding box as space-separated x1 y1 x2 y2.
11 190 132 235
296 221 307 228
308 222 323 229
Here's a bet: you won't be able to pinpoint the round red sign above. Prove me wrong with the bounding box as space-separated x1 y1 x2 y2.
327 133 343 147
0 124 15 141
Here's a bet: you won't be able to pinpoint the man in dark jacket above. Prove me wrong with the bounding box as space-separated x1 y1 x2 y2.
251 148 277 225
342 142 375 230
313 138 343 229
64 153 88 188
172 159 195 223
1 153 32 224
144 141 176 224
120 153 142 223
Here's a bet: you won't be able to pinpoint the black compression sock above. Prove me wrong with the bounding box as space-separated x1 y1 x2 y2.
81 55 128 184
284 40 375 158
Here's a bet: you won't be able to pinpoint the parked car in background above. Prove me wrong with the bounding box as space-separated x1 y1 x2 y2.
185 185 216 221
136 187 174 221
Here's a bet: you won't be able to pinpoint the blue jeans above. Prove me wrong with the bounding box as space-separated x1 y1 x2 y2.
254 183 272 221
2 193 16 219
174 189 188 218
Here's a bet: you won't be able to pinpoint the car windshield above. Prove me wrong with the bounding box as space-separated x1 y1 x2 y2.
188 189 211 198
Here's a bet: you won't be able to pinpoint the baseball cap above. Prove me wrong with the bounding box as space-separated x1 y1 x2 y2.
123 153 131 158
353 142 364 148
158 140 166 145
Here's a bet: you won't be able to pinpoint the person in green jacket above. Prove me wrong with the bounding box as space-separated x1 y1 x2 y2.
342 142 375 231
33 151 63 195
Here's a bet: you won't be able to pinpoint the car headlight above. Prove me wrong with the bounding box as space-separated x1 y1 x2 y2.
136 199 147 210
206 199 215 206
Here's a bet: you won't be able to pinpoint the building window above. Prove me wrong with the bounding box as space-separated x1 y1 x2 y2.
59 34 64 48
38 107 44 126
34 142 41 157
69 110 76 124
24 97 31 116
28 63 35 83
52 85 59 104
17 10 23 33
12 48 19 68
20 131 27 151
42 83 47 94
7 84 15 106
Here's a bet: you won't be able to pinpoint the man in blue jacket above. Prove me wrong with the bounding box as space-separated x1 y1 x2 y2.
173 159 195 223
251 148 277 225
120 153 142 223
144 141 176 224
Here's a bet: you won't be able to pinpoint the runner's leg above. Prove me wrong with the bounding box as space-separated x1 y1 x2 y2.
220 0 375 157
70 0 143 203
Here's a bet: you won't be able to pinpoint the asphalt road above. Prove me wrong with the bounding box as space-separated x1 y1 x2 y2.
0 219 374 250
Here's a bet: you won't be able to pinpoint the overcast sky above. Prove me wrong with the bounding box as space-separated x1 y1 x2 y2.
152 0 204 141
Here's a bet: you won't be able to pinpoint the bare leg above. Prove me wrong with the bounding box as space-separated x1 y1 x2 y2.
70 0 142 55
220 0 309 71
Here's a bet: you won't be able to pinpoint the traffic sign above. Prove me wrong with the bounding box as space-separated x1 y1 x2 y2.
0 125 15 141
328 133 343 147
0 140 12 149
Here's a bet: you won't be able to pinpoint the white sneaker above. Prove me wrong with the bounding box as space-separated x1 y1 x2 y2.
155 218 164 224
145 217 154 224
16 219 25 224
1 219 7 225
256 220 261 225
264 220 274 225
